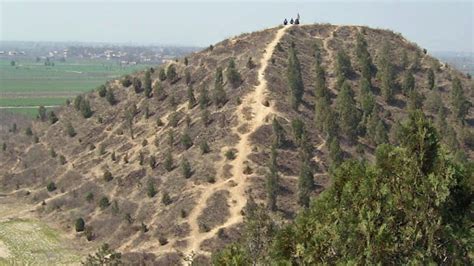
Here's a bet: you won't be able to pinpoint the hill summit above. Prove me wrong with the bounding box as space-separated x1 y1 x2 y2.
1 24 473 264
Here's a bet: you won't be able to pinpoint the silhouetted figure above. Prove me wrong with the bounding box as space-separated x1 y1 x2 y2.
295 18 300 25
290 18 294 24
283 18 288 25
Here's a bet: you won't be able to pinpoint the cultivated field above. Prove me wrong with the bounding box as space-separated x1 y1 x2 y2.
0 59 154 117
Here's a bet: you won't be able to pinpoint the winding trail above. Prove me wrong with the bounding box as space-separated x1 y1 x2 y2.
184 26 289 257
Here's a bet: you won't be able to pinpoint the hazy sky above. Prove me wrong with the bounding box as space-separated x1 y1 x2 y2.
1 0 473 52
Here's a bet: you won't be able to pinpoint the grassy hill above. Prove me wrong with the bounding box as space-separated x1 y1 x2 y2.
0 24 472 264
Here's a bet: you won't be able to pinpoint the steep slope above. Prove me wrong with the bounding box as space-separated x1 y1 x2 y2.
1 24 473 264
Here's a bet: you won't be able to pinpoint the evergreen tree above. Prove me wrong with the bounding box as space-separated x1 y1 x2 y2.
125 106 135 139
407 88 424 111
187 85 196 109
226 58 242 88
153 81 166 100
132 77 142 93
65 121 76 137
83 243 121 265
121 75 132 87
272 118 285 148
358 78 375 117
435 104 448 135
48 111 58 124
213 67 227 107
181 158 192 178
355 33 376 83
97 85 107 97
75 218 85 232
80 99 93 118
144 70 152 98
105 88 116 105
336 82 360 143
451 77 471 123
291 118 304 145
199 86 210 109
427 68 435 90
166 64 177 83
298 157 313 208
38 105 47 121
335 50 353 88
147 179 157 198
378 41 396 103
314 54 330 101
266 144 279 211
328 137 343 166
158 68 166 81
180 131 193 149
74 95 84 110
287 42 304 110
164 150 173 172
402 68 415 95
200 140 210 154
149 155 156 169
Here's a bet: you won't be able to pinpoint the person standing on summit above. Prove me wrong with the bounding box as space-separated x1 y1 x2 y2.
295 13 300 24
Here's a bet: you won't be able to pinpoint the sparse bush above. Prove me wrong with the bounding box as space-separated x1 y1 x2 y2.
225 150 236 160
121 75 132 87
149 155 156 169
181 158 192 178
161 192 172 205
25 127 33 136
206 175 216 183
200 140 210 154
147 179 157 198
65 121 76 137
84 226 94 241
75 218 85 232
158 236 168 245
164 150 173 172
48 111 58 124
86 192 94 203
180 132 193 149
46 181 57 192
99 196 110 209
106 89 116 105
59 155 67 165
103 170 113 182
97 85 107 97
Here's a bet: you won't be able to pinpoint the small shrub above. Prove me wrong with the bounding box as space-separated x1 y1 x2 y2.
200 140 210 154
59 155 67 165
243 165 252 175
181 158 192 178
46 182 56 192
75 218 85 232
217 228 225 239
48 111 58 124
147 180 157 198
111 151 116 161
140 222 148 233
99 196 110 209
25 127 33 136
168 112 179 127
138 152 145 165
97 85 107 97
225 150 236 160
180 209 187 218
86 192 94 203
142 139 148 147
158 236 168 245
206 175 216 184
103 170 113 182
161 192 172 205
106 89 116 105
65 121 76 137
156 118 164 127
180 132 193 149
84 226 94 241
121 75 132 87
149 155 156 169
164 151 173 172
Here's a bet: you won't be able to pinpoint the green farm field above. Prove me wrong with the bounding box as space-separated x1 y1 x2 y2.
0 59 154 117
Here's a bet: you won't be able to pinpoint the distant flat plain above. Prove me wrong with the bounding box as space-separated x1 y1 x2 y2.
0 59 154 117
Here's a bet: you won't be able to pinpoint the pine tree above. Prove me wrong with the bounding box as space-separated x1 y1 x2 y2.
187 85 196 109
272 118 285 148
291 118 304 145
158 68 166 81
435 105 448 135
147 179 157 198
65 121 76 137
378 41 396 103
213 67 227 107
125 106 135 139
407 89 424 111
355 33 376 84
132 77 142 93
266 144 279 211
166 64 177 83
105 88 116 105
336 82 360 143
80 99 93 118
358 78 375 117
181 158 192 178
451 77 471 123
298 157 313 208
287 42 304 110
144 70 152 98
328 137 343 167
335 50 353 89
164 150 173 172
74 95 84 110
314 54 330 101
199 86 210 109
226 58 242 88
97 84 107 97
427 68 435 90
153 81 166 100
402 69 415 95
38 105 47 121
